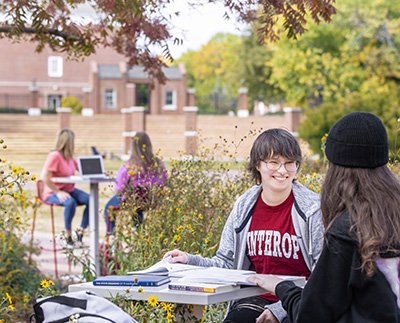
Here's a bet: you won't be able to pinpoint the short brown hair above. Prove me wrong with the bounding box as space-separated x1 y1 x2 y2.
247 128 302 184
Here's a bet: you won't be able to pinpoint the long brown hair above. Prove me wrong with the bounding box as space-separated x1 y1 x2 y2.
321 163 400 276
129 131 162 172
55 129 75 160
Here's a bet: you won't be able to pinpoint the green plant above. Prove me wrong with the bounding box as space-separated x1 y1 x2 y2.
0 140 45 321
60 95 83 115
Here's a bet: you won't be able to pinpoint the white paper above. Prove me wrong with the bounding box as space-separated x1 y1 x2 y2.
127 256 206 277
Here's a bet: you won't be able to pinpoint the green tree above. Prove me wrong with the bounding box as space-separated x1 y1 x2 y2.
229 27 286 109
177 33 241 113
267 0 400 155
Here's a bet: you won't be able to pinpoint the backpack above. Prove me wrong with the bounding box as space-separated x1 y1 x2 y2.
30 290 138 323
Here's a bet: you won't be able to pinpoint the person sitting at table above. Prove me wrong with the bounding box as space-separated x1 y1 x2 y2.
247 112 400 322
40 128 90 247
164 128 324 323
104 131 167 234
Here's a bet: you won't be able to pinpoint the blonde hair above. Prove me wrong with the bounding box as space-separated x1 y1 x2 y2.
55 129 75 160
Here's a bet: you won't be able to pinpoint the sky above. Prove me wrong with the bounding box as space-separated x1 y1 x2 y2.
164 2 248 59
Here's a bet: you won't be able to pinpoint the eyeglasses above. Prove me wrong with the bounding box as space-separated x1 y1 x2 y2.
260 160 299 172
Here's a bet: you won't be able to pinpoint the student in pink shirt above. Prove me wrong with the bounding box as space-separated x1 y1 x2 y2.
40 129 89 247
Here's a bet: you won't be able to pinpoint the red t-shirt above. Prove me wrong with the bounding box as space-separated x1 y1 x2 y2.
43 151 77 200
247 191 311 301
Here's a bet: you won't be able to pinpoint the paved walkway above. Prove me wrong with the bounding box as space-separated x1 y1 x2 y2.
22 181 111 281
22 229 100 281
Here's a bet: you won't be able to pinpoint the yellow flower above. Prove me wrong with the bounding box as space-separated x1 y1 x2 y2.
174 234 181 242
205 238 210 243
5 292 12 304
218 216 222 221
167 311 174 322
163 238 168 244
138 287 145 294
8 305 15 311
142 144 146 148
161 302 173 311
148 295 159 307
186 224 191 228
199 213 204 220
40 279 54 289
134 136 139 140
177 225 183 232
32 174 37 182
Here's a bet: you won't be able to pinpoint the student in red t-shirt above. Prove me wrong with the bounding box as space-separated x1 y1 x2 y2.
164 128 324 322
40 129 89 247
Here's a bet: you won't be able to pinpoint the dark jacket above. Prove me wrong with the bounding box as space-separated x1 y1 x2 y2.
276 212 400 322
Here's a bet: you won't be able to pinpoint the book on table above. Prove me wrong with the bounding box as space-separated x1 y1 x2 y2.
126 257 306 288
171 267 306 287
126 256 206 277
93 275 170 287
168 282 240 293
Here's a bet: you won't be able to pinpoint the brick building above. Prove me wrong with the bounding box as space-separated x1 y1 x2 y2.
0 38 191 114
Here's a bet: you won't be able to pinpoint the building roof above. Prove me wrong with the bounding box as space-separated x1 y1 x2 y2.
98 65 122 79
98 64 183 80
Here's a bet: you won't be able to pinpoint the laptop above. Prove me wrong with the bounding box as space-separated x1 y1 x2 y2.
76 155 109 179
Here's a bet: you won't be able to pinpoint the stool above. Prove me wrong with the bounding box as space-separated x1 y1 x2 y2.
30 180 81 278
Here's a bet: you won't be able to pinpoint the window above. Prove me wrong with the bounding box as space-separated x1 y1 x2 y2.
104 89 116 109
48 56 63 77
163 90 177 110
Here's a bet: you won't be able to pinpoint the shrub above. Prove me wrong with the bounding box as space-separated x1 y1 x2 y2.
0 140 44 321
60 95 83 115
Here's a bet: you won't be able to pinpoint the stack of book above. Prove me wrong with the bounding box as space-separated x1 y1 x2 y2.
93 275 170 287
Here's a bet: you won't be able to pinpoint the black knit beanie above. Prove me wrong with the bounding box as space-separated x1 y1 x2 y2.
325 111 389 168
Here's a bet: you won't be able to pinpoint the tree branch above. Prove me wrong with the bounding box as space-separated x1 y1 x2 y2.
0 26 83 42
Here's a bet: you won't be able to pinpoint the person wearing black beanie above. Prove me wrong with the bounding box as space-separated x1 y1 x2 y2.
325 111 389 168
248 111 400 322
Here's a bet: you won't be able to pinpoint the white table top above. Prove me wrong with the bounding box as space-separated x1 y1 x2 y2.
68 279 265 306
52 176 114 184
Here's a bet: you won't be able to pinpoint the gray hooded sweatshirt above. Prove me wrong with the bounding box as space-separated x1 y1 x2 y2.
187 181 324 321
